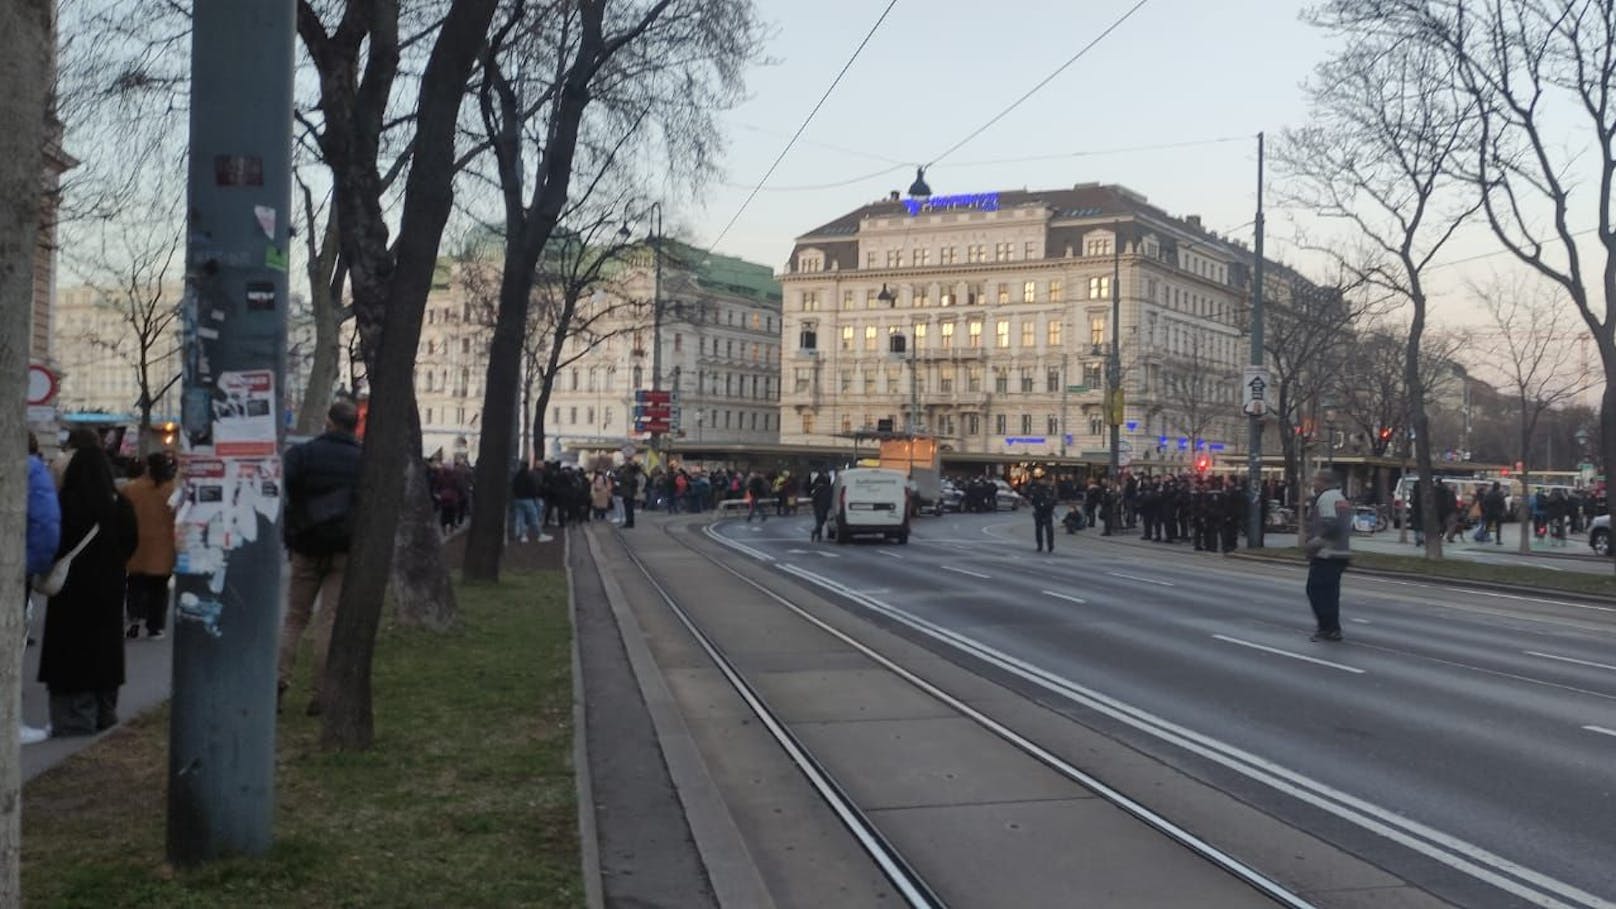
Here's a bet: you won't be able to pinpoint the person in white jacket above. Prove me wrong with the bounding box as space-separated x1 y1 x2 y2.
1304 470 1352 642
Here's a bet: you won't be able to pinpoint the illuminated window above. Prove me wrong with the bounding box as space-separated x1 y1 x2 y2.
1049 280 1063 302
911 248 930 267
968 244 986 263
864 325 878 351
968 320 983 348
1047 320 1063 347
802 292 819 312
886 249 902 267
995 319 1010 349
866 289 879 309
940 322 955 349
1022 281 1036 303
842 290 854 310
1089 276 1110 299
1021 321 1035 348
941 246 957 265
994 242 1012 261
1085 237 1111 257
1091 316 1106 347
912 286 929 308
1025 241 1037 260
914 323 928 348
840 325 854 350
866 251 877 268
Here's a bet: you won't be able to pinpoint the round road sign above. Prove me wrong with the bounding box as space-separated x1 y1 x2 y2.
27 364 58 406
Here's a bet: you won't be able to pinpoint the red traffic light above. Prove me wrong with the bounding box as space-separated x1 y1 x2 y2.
1194 455 1211 474
1379 426 1392 441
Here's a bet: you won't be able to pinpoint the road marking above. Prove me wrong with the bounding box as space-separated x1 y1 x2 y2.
1526 651 1616 673
1042 590 1087 604
1213 635 1366 675
1350 618 1372 625
1357 576 1616 614
1107 571 1176 587
1583 725 1616 739
760 558 1607 909
878 551 904 560
942 565 991 579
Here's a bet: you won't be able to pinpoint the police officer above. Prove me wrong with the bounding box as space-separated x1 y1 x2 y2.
1029 473 1057 553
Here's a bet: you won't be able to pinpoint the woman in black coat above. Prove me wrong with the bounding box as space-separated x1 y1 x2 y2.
39 442 138 736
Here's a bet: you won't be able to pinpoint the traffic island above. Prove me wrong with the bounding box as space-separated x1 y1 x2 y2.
19 567 581 907
1231 548 1616 602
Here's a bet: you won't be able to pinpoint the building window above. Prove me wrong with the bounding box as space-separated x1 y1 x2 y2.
940 365 955 392
426 407 434 423
966 284 982 306
1048 414 1060 434
864 325 878 351
997 283 1010 305
633 365 643 388
965 414 980 435
1090 316 1106 347
1020 368 1034 393
939 288 955 307
799 324 818 350
1049 280 1063 303
569 406 578 424
1047 368 1061 393
726 339 733 358
841 325 854 350
799 255 823 272
994 242 1012 261
995 414 1007 435
1089 276 1110 299
968 320 983 348
794 368 811 393
994 371 1009 394
1090 416 1104 436
1048 320 1063 347
911 248 930 267
753 312 762 329
968 244 986 263
866 289 879 309
1020 414 1033 434
967 365 983 392
842 290 854 310
886 249 902 267
863 370 876 394
995 319 1010 349
586 406 595 426
914 323 928 348
802 291 819 312
940 322 955 349
1022 281 1036 304
840 370 852 392
751 412 759 430
1084 362 1103 387
866 251 877 268
912 286 929 308
802 413 816 435
1085 237 1112 257
941 246 957 265
1025 241 1037 260
462 337 472 354
674 333 683 352
1021 321 1035 348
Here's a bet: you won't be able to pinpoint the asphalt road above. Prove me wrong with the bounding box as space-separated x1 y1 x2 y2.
712 511 1616 909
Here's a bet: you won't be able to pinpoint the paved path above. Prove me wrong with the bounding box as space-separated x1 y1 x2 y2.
1262 519 1609 574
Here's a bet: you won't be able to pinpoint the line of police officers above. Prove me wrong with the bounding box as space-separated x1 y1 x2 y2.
1135 475 1249 552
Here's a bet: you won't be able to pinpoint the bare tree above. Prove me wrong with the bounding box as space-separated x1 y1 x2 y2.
0 1 51 896
461 0 764 582
1475 273 1597 551
1261 277 1361 502
1278 30 1479 559
294 174 351 435
297 0 499 749
68 219 185 453
1158 328 1236 458
1324 0 1616 570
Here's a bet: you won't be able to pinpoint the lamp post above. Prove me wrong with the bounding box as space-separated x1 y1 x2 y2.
1323 399 1340 468
878 283 917 433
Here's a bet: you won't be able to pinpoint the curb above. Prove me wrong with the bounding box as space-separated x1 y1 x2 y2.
583 525 775 909
564 529 606 909
1227 551 1616 607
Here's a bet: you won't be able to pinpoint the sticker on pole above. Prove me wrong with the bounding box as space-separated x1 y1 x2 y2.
1242 366 1271 417
212 369 278 457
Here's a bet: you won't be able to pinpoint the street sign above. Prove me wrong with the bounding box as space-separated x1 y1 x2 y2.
1065 384 1088 393
27 363 58 406
1241 366 1270 417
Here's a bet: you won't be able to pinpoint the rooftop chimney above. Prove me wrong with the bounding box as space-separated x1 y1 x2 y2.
1186 215 1202 229
888 190 901 202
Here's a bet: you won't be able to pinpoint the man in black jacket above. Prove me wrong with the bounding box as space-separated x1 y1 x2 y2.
1029 474 1057 553
809 471 833 542
277 400 362 716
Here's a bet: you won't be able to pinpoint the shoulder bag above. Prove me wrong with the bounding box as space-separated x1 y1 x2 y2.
32 524 100 597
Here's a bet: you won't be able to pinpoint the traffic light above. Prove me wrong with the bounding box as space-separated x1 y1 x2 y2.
1194 454 1211 475
1379 426 1392 442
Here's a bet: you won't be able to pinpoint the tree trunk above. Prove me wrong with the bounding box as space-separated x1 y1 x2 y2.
297 207 344 435
463 244 541 583
0 0 49 898
391 433 457 629
1407 305 1443 560
533 378 556 464
318 0 498 751
1603 377 1616 576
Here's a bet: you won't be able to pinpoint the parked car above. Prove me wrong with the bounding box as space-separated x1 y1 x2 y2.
1589 514 1610 556
938 479 964 513
993 479 1024 512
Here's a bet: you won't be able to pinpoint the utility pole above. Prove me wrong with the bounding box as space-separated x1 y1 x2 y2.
1060 351 1069 458
1108 222 1122 486
908 320 918 434
170 0 293 865
1246 131 1266 548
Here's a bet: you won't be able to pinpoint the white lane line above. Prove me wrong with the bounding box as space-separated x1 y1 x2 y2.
1526 651 1616 673
1350 618 1372 625
1043 590 1087 604
878 550 904 560
942 565 991 579
1583 725 1616 739
1357 576 1616 614
1107 571 1176 587
1213 635 1366 675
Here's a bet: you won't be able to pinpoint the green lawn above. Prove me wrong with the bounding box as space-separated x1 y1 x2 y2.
1238 548 1616 599
21 571 582 908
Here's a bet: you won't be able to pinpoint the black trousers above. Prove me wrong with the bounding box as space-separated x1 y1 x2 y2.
1034 515 1054 550
622 498 636 528
126 573 170 634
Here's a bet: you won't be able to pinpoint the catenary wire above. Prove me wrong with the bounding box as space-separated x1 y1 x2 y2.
923 0 1154 169
707 0 901 252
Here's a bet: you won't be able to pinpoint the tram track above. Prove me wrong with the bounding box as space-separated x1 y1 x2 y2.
615 517 1311 908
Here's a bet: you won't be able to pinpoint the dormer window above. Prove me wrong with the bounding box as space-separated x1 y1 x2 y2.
797 249 824 273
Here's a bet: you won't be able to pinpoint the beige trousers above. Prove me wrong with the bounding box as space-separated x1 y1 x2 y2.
278 551 346 699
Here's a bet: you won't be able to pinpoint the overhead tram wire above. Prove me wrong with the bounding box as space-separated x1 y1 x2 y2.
707 0 901 252
921 0 1154 172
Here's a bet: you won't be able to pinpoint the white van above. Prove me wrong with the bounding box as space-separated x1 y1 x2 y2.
829 467 910 544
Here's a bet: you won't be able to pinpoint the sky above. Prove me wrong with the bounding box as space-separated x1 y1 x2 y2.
678 0 1587 345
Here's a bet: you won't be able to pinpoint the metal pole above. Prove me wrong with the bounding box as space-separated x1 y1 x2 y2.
649 203 663 461
170 0 292 865
909 323 918 433
1108 222 1121 485
1060 351 1068 458
1246 131 1266 547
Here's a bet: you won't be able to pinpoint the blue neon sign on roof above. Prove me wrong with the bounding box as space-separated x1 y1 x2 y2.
903 192 1000 216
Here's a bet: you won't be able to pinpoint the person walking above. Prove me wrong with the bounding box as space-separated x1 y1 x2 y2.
38 438 138 736
278 400 362 716
745 472 769 523
1029 474 1057 553
510 461 545 543
1304 469 1352 643
590 470 613 521
121 451 178 639
22 432 61 744
809 470 833 542
1483 482 1507 546
619 462 640 529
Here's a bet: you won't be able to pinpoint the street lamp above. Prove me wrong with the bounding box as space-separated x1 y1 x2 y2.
879 283 919 434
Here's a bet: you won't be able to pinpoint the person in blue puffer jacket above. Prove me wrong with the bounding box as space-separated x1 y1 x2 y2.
27 432 62 577
22 432 61 744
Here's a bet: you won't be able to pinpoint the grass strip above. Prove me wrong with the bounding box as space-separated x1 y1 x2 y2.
1238 548 1616 599
21 570 581 908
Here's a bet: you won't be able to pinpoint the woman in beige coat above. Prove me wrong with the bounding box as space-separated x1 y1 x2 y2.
121 452 178 639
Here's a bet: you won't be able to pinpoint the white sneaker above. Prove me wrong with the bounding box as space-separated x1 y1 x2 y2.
19 725 49 745
537 534 555 542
